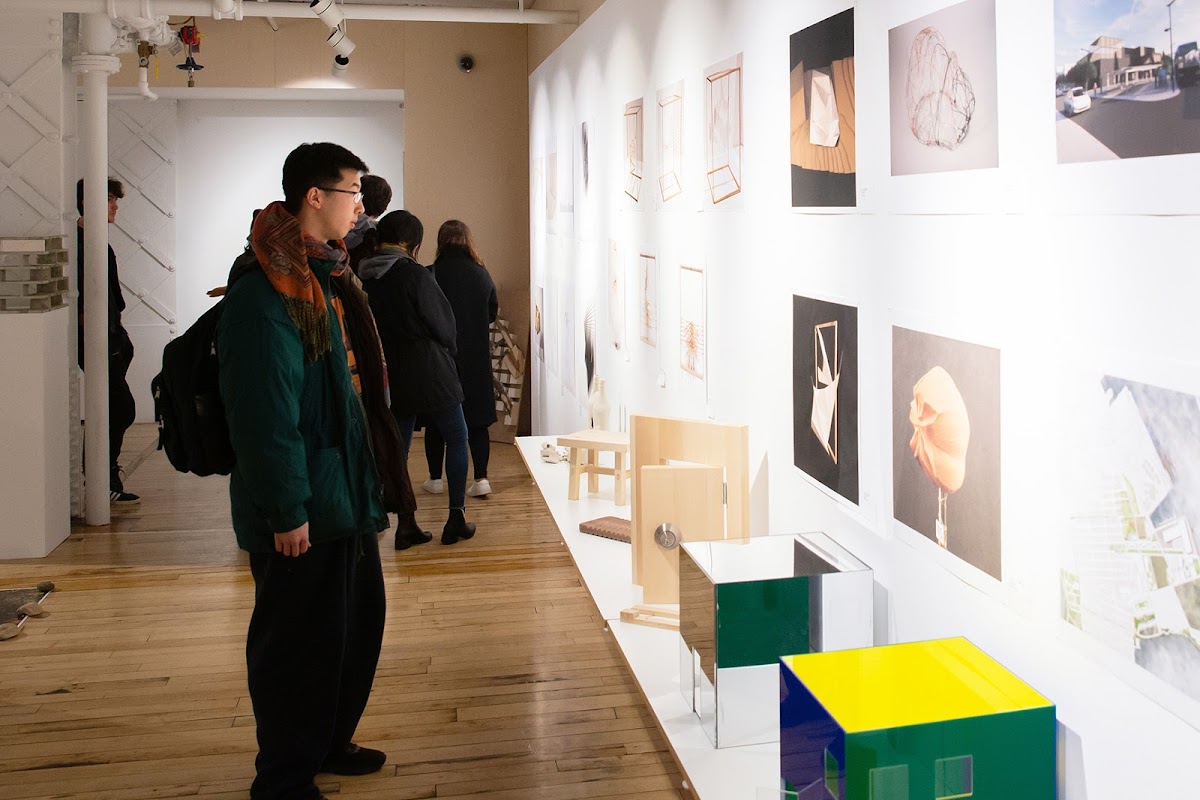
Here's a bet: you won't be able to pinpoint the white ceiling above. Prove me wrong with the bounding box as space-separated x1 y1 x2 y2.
273 0 542 8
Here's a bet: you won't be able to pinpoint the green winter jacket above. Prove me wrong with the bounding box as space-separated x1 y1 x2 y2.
217 255 388 553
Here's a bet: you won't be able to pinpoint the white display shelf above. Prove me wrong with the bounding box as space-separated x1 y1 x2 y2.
516 436 778 799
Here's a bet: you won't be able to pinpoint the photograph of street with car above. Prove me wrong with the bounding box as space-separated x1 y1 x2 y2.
1056 0 1200 162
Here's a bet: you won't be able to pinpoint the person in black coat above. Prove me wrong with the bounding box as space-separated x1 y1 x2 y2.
76 177 138 505
360 211 476 546
431 220 498 498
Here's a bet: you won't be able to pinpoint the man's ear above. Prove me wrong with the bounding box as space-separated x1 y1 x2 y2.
305 186 323 209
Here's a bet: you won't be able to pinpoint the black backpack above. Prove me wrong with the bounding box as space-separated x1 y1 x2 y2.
151 299 236 476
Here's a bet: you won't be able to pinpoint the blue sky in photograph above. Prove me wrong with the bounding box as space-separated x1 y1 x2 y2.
1055 0 1200 70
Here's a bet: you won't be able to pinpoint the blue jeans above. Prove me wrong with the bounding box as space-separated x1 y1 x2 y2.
394 405 468 509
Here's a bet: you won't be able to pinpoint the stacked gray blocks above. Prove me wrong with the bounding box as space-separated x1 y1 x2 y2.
0 236 67 313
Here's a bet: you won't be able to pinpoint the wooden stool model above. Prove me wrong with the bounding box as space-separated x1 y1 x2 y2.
556 429 630 506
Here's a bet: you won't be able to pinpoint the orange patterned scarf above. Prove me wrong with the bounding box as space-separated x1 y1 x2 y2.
250 201 349 363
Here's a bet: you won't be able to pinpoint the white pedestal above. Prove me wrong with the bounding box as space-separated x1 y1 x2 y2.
0 308 70 558
517 436 778 799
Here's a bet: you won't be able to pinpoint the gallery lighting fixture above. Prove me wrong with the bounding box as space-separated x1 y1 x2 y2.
326 25 356 58
311 0 355 74
310 0 344 29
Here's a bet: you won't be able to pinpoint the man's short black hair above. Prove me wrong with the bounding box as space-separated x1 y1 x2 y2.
281 142 369 215
76 177 125 216
360 174 392 218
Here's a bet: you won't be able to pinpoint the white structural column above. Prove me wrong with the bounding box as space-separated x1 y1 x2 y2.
73 13 121 525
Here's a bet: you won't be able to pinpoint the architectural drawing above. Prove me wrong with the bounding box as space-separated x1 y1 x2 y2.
679 264 706 380
657 82 684 202
705 53 743 203
624 98 643 201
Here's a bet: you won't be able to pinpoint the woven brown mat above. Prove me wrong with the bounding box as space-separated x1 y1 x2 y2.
0 586 50 626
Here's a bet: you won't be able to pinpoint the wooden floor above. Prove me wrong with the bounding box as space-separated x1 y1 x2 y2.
0 425 688 800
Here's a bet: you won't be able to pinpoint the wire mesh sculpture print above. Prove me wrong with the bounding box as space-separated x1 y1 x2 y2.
906 27 975 150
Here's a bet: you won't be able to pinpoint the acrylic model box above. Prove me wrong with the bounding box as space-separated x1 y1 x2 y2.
679 533 873 748
779 637 1056 799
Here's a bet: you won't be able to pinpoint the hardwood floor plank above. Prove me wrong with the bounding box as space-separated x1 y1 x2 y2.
0 427 689 799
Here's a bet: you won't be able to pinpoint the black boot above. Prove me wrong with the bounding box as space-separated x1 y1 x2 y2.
319 742 387 775
441 508 476 545
394 512 433 550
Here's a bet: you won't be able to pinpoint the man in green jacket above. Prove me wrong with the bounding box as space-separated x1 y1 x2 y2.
218 142 389 800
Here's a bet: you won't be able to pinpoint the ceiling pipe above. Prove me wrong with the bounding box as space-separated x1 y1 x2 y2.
13 0 577 24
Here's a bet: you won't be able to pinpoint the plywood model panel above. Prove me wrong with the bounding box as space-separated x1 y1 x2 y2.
638 464 726 604
629 414 750 601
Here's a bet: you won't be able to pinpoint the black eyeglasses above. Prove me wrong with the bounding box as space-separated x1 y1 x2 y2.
318 187 363 203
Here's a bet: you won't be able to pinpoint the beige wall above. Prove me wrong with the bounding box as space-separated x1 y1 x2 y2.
402 22 529 342
110 17 530 343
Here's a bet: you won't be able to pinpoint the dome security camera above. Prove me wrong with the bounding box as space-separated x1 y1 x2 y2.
458 54 475 73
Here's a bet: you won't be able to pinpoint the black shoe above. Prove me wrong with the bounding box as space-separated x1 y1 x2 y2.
110 489 140 506
110 465 138 505
394 513 433 550
441 508 476 545
319 742 386 775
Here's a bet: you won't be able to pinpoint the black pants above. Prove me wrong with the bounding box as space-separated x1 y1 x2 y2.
109 356 136 487
425 423 490 480
246 533 385 800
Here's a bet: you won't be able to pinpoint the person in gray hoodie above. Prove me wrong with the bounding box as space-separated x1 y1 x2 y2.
346 174 391 274
359 210 476 546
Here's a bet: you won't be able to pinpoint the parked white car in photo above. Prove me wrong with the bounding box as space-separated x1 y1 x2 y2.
1064 86 1091 116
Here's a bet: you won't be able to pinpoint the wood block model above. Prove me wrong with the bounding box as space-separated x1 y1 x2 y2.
556 429 631 506
629 414 750 605
578 516 632 544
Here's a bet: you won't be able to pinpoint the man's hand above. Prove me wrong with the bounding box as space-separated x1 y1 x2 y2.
274 522 311 557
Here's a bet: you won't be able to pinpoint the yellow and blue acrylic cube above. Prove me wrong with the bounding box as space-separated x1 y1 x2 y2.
679 533 873 747
779 638 1055 799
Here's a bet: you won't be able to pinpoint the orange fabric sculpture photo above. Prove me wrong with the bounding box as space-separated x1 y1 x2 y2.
908 366 970 493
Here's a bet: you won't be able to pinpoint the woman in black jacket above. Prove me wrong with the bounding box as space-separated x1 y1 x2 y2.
360 211 476 546
431 220 499 497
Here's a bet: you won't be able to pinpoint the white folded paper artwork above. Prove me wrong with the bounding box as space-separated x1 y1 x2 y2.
811 321 839 463
808 67 840 148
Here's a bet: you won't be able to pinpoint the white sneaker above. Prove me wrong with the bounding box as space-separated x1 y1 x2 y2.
422 478 444 494
466 478 492 497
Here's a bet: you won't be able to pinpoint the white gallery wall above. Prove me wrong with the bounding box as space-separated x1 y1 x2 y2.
530 0 1200 797
175 99 405 343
